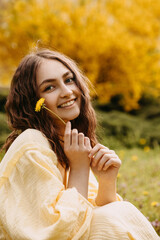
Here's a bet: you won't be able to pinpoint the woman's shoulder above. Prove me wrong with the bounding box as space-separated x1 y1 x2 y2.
11 128 51 150
3 129 53 163
0 129 61 189
18 128 47 141
0 129 57 175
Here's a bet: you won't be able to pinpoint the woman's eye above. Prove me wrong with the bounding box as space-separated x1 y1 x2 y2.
44 85 55 92
65 78 74 83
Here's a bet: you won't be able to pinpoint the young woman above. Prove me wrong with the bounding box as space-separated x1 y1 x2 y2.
0 49 159 240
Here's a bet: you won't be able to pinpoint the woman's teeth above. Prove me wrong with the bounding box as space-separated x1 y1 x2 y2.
60 100 75 108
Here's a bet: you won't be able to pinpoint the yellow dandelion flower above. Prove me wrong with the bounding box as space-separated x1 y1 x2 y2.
35 98 45 112
142 191 149 196
35 98 66 125
144 146 150 152
131 155 138 161
139 138 146 145
151 201 159 207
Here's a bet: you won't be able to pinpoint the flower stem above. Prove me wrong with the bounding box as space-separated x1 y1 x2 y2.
43 106 66 125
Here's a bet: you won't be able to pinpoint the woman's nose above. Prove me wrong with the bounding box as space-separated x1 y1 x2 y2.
60 83 72 97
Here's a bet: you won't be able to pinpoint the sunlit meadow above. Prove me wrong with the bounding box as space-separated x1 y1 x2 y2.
116 148 160 234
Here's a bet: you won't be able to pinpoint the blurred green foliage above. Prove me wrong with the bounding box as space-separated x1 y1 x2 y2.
0 112 10 147
0 88 8 112
95 97 160 149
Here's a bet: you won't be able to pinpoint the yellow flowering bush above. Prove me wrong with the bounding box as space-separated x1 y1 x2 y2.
0 0 160 110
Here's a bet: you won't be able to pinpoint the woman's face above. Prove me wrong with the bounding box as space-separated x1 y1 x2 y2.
36 59 81 125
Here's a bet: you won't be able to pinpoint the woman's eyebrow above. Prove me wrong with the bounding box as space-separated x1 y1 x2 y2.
38 71 73 88
38 79 56 88
63 71 73 78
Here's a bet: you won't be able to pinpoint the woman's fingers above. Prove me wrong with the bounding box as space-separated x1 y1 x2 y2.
103 157 121 171
91 152 115 168
98 155 119 170
64 121 71 149
63 124 92 170
89 143 114 167
89 143 121 171
72 129 78 145
84 137 92 150
89 143 109 158
64 122 91 151
78 133 84 147
91 148 107 167
95 153 115 170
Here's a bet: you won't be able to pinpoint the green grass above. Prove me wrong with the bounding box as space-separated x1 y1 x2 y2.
115 148 160 235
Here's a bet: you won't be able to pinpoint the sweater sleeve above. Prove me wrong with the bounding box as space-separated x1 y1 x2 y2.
0 132 93 240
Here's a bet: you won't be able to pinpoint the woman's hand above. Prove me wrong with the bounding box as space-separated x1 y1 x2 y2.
64 122 92 198
89 143 121 205
89 143 121 183
64 121 92 171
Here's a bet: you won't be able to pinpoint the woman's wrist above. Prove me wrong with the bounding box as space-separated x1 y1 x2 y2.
95 180 117 206
68 167 90 199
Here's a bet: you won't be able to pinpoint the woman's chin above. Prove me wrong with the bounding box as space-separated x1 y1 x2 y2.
62 112 80 122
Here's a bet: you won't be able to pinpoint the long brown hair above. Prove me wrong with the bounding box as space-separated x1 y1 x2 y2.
3 49 97 169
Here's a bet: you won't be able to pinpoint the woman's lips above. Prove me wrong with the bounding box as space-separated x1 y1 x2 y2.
58 99 76 108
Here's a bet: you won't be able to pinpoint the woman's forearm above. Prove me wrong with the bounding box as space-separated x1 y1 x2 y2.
67 168 90 199
95 180 117 206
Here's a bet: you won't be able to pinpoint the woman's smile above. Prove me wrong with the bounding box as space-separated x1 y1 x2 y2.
58 98 77 108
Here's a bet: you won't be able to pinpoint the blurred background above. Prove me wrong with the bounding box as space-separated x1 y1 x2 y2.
0 0 160 234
